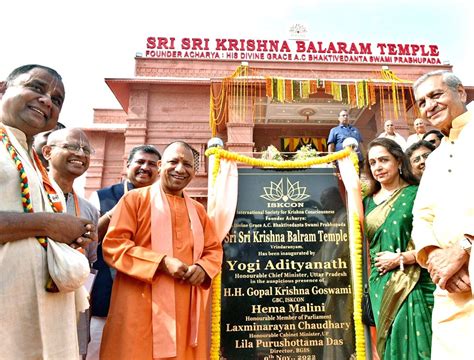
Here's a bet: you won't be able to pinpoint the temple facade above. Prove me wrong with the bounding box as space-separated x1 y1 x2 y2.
82 49 471 200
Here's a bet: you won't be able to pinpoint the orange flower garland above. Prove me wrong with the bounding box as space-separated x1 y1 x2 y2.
206 147 366 359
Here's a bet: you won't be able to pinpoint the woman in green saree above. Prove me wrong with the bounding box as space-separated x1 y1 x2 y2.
364 138 435 359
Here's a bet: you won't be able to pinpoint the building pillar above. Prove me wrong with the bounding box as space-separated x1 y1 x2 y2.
84 130 106 196
226 123 255 154
124 87 149 169
225 93 255 154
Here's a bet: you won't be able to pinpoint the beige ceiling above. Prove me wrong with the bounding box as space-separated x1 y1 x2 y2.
254 96 366 126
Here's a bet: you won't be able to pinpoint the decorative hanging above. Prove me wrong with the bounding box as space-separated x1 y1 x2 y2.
210 65 418 135
209 64 264 137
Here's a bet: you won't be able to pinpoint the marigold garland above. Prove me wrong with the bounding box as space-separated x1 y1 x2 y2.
206 147 351 169
210 272 222 360
207 147 366 359
211 65 418 136
350 212 366 360
0 127 61 292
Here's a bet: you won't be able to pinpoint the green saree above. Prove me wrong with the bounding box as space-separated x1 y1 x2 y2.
364 185 435 360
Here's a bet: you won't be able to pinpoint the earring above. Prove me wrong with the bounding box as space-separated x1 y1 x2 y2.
399 167 402 175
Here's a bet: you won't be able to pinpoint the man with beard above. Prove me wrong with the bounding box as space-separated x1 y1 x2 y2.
412 70 473 360
87 144 160 359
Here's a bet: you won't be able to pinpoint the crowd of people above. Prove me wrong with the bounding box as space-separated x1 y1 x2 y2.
326 69 472 360
0 64 223 360
0 64 472 360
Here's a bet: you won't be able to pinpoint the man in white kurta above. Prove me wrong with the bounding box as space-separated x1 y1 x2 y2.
406 118 428 147
0 65 95 359
378 119 407 150
412 70 473 360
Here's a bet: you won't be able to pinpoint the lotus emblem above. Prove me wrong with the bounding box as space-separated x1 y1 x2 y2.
261 178 310 202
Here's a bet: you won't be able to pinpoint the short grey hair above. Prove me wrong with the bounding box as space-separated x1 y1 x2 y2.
413 70 463 93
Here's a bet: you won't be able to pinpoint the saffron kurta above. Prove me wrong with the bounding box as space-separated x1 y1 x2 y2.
100 186 222 360
412 110 474 360
0 126 79 360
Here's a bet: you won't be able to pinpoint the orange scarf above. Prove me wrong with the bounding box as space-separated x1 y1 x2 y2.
150 181 205 358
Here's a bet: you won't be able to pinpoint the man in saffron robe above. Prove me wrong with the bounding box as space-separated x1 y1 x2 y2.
100 141 223 360
87 144 160 359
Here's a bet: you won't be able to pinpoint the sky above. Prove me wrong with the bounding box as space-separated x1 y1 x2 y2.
2 0 473 128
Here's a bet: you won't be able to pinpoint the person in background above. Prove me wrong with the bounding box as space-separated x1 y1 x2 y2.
412 70 473 360
406 118 428 147
327 109 364 169
33 120 65 167
86 144 161 359
422 129 444 148
405 140 436 180
100 141 223 360
378 119 407 151
43 128 99 359
363 137 435 359
0 64 95 359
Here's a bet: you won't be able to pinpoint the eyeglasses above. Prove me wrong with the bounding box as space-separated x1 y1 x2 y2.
51 143 95 155
411 152 431 164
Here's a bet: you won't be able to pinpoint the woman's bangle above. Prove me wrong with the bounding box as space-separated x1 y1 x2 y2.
397 248 404 271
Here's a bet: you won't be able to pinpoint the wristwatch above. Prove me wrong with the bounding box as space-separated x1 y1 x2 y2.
460 237 472 255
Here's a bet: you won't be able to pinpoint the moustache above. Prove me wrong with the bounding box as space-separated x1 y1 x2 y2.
136 169 152 176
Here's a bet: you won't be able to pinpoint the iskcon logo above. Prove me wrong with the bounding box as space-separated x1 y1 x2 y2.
261 178 310 203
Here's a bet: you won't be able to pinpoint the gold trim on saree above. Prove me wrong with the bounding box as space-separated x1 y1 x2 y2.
364 187 421 357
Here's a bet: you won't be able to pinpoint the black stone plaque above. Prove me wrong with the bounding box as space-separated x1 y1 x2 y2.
221 168 355 360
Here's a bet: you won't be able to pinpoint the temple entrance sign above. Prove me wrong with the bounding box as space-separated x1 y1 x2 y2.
220 168 355 360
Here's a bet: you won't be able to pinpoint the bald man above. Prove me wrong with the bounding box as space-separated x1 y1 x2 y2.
43 128 99 358
100 141 223 360
33 121 66 168
406 118 428 147
378 119 407 151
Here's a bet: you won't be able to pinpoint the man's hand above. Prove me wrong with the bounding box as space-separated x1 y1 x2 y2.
427 245 469 289
45 213 94 245
159 256 189 280
69 225 98 250
98 205 117 242
0 212 93 245
183 264 207 286
445 266 471 293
